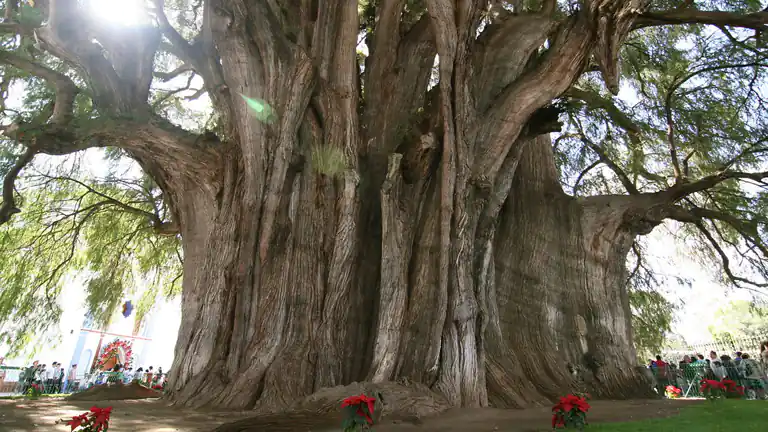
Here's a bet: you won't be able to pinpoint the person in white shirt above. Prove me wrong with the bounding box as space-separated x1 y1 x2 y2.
50 362 60 393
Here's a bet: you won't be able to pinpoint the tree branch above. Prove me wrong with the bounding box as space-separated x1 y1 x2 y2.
573 159 601 195
634 10 768 31
692 220 768 288
42 175 167 227
564 87 643 135
0 50 79 126
475 15 593 182
664 170 768 200
0 145 36 224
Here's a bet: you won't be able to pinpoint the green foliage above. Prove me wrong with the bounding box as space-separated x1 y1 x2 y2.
630 289 675 360
708 300 768 341
557 2 768 291
0 162 181 355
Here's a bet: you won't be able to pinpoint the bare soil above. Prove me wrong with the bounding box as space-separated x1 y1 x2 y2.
0 398 700 431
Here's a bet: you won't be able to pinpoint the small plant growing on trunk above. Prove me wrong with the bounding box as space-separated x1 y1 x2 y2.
66 406 112 431
341 394 376 431
552 394 590 430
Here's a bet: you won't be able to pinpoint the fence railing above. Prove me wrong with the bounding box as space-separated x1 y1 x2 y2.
661 335 767 361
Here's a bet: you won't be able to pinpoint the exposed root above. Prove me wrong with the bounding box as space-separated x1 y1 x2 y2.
213 381 451 432
65 382 161 401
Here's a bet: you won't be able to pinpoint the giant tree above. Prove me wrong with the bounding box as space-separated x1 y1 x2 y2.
1 0 767 411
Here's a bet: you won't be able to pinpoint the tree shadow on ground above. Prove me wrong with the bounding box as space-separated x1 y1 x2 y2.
0 398 702 431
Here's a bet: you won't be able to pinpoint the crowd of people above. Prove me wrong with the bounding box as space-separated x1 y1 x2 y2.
101 363 167 389
1 359 168 395
649 341 768 399
10 360 71 394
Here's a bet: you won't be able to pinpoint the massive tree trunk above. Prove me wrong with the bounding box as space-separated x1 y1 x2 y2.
165 126 653 409
0 0 662 412
156 0 657 411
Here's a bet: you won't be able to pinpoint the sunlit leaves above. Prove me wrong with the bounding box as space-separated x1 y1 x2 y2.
0 168 182 355
557 5 768 291
630 289 675 360
708 300 768 340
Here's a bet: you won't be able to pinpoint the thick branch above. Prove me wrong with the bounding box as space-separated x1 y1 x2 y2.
475 15 593 182
0 50 78 126
564 87 642 135
473 15 556 111
0 146 36 224
635 10 768 31
664 170 768 200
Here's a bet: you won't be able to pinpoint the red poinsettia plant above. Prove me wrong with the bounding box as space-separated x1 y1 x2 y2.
66 406 112 431
665 385 682 399
341 394 376 431
552 394 590 430
699 379 726 400
720 379 745 399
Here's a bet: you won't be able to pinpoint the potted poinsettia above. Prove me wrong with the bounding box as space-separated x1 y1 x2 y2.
720 379 745 399
665 385 682 399
552 394 590 430
699 379 726 400
341 394 376 431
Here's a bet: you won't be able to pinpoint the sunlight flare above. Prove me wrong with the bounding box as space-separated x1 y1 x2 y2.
85 0 149 27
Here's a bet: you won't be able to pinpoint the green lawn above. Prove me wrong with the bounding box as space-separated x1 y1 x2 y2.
590 400 768 431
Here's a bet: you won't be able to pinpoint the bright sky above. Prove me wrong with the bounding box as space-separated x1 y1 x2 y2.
86 0 149 26
1 0 764 361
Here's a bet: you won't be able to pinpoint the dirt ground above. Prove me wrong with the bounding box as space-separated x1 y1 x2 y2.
0 397 701 431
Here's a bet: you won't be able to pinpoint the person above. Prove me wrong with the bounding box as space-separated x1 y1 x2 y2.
721 355 740 381
153 367 164 387
50 362 62 393
760 342 768 372
652 355 669 394
145 366 154 386
41 364 53 393
123 367 133 384
66 364 78 392
57 364 65 392
0 357 6 392
22 360 39 393
739 353 765 399
710 355 727 379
